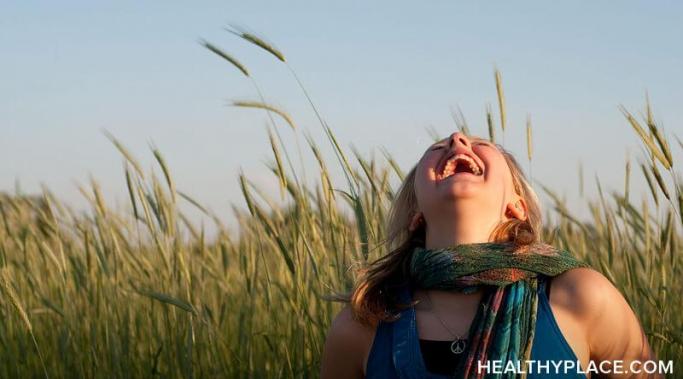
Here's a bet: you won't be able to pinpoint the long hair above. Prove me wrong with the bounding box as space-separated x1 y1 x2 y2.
341 138 542 327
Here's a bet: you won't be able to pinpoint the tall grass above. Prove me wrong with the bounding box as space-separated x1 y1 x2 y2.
0 31 681 378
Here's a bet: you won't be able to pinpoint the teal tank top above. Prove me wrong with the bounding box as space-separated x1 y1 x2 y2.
365 276 586 378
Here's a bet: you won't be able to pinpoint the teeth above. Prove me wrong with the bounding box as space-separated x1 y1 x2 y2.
440 154 482 179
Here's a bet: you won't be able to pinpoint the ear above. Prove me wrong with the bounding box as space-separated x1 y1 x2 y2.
408 212 424 232
505 197 528 221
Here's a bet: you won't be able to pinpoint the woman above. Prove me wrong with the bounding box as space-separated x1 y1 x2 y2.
320 132 658 378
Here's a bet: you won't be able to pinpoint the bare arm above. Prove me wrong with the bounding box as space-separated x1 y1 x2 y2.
556 268 661 379
320 305 375 379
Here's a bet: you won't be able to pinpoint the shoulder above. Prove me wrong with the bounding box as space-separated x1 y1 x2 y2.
320 304 378 379
328 305 378 344
549 267 616 318
549 267 656 361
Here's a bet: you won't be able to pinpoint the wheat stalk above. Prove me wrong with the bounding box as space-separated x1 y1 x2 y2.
225 25 286 63
199 39 250 77
486 103 495 143
231 100 297 131
494 68 506 141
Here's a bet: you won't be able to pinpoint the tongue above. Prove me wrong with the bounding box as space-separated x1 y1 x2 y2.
455 161 473 174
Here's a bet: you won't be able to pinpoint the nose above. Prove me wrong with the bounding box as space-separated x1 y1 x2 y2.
449 132 471 149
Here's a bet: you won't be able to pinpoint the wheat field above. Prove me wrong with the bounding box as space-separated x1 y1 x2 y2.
0 32 681 378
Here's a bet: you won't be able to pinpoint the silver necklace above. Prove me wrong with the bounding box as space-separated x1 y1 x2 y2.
424 290 467 355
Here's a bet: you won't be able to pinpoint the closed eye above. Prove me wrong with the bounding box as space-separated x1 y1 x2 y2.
473 141 495 148
426 144 446 153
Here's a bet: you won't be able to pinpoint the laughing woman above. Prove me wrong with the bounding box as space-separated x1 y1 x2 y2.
320 132 659 378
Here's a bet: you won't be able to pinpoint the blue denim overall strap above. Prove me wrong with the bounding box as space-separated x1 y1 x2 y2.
391 284 452 379
529 277 587 379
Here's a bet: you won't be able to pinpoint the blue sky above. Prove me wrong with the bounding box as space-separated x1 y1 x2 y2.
2 1 682 228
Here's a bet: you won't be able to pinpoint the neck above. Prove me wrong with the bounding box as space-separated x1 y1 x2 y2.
425 206 501 249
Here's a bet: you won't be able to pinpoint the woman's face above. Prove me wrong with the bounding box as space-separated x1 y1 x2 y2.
413 132 522 225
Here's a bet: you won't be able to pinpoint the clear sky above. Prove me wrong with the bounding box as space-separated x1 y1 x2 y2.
2 1 682 229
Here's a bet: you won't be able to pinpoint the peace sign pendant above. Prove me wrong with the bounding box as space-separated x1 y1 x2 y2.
450 339 466 354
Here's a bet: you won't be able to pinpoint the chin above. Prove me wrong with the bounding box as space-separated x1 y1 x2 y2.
438 184 482 201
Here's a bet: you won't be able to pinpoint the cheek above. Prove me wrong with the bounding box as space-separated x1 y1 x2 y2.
486 157 513 189
414 160 430 183
419 157 439 178
413 164 436 202
413 169 429 197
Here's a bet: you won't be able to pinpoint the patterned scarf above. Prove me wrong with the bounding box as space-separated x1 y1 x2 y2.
409 241 589 379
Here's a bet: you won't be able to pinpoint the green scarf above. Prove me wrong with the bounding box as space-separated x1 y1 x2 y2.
409 241 589 379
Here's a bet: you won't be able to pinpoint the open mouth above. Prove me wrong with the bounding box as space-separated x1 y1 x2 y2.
437 153 483 181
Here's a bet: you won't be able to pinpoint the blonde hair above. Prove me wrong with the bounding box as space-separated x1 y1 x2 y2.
347 138 542 326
